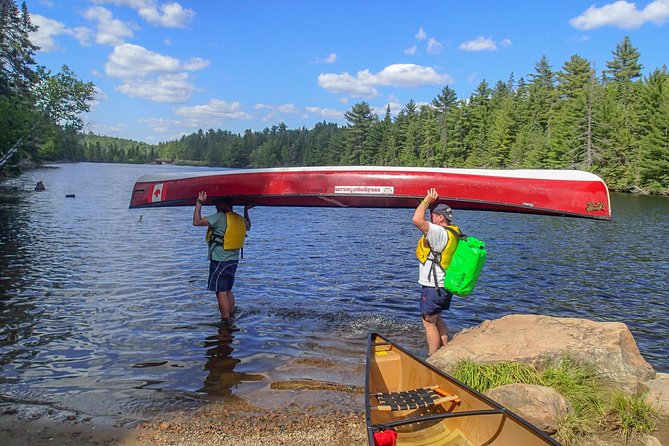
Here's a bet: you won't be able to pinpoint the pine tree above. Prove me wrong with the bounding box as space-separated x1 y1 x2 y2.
343 102 377 165
637 69 669 193
604 36 643 83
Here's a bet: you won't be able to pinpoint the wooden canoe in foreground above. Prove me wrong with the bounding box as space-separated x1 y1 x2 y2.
365 333 562 445
129 166 611 220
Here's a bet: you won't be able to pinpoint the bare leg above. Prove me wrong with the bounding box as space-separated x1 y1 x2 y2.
216 291 234 319
422 314 441 355
436 316 449 347
422 314 449 355
229 290 236 315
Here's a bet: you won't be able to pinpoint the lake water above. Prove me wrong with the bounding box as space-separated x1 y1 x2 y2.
0 162 667 419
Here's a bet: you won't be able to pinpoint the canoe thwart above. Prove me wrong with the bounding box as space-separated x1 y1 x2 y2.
370 385 461 411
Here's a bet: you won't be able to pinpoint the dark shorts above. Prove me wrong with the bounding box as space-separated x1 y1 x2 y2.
207 260 238 292
420 286 453 316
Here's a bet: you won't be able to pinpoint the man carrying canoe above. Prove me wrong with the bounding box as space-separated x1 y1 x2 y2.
412 188 456 356
193 191 252 321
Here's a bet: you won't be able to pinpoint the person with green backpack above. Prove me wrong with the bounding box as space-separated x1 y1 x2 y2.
413 187 487 356
413 188 456 356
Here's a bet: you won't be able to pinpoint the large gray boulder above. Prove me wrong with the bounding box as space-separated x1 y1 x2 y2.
428 314 656 392
485 384 570 434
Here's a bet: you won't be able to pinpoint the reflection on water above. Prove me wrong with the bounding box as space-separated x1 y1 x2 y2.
0 163 667 419
200 321 264 395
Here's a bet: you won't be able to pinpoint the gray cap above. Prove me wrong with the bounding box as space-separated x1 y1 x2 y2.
431 203 453 221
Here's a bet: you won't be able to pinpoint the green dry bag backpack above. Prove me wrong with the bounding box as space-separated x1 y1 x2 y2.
443 227 487 297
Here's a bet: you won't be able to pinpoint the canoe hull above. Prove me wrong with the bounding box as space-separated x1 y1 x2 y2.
365 333 562 446
129 166 611 220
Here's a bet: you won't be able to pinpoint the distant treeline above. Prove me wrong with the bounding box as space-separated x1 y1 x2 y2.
83 36 668 194
80 134 157 164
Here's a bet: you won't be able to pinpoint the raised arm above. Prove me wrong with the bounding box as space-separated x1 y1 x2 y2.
412 188 438 235
243 204 254 230
193 191 209 226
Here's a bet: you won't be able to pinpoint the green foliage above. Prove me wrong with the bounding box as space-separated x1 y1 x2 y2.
452 360 542 392
452 357 660 446
607 391 658 441
1 1 95 171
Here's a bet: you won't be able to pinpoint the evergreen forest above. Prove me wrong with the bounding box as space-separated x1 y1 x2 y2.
1 0 668 194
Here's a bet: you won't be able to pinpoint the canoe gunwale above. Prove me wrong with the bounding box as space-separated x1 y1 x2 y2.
129 192 612 221
371 408 506 429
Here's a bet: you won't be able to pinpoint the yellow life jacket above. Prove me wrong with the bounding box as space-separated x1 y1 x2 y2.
205 212 247 250
416 224 461 271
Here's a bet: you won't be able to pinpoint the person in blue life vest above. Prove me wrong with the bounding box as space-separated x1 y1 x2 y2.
412 187 457 356
193 191 253 321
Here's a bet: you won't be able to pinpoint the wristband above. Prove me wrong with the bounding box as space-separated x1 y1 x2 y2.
196 199 203 204
421 199 429 206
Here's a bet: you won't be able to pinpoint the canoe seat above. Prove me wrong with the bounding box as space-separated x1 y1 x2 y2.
371 385 460 411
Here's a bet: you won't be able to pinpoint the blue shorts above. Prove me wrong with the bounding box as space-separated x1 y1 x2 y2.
207 260 238 292
420 286 452 316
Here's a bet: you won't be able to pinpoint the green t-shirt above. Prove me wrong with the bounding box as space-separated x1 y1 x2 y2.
207 212 240 262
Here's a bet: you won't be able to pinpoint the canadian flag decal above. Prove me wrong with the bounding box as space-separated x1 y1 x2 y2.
151 183 164 202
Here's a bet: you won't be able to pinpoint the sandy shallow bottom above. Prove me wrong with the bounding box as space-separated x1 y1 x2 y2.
0 386 368 446
0 356 369 446
2 364 667 446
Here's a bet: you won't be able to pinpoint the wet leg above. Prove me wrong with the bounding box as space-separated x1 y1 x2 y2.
422 314 443 355
216 291 234 319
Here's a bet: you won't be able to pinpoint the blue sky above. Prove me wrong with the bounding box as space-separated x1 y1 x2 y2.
28 0 669 143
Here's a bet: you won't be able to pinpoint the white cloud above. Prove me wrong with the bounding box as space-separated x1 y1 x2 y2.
374 64 452 87
305 106 344 119
372 98 402 117
90 86 108 109
314 52 337 64
459 36 497 51
570 0 669 30
139 117 180 132
174 99 252 127
255 104 299 113
426 38 443 55
92 0 195 28
318 64 452 97
84 122 127 135
105 43 208 78
105 44 209 103
318 72 379 97
82 6 134 46
31 14 92 51
404 45 417 55
415 27 427 40
500 38 512 48
116 73 196 102
182 57 211 71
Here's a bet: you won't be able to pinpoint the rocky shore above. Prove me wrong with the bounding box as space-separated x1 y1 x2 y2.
2 315 668 446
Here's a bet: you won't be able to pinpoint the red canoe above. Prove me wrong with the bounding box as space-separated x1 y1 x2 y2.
129 166 611 220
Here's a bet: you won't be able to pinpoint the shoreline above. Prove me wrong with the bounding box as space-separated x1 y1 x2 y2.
2 371 667 445
1 384 368 446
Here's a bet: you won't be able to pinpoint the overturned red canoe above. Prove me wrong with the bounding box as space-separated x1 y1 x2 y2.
129 166 611 220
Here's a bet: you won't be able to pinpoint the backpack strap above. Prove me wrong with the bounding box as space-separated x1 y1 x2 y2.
428 226 465 288
444 226 467 240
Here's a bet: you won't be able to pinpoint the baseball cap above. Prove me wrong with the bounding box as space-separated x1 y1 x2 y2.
431 203 453 221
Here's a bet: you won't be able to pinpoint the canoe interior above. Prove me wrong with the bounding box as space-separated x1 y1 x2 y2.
365 333 561 446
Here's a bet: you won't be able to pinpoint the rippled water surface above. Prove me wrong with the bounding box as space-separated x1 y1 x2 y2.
1 163 667 417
